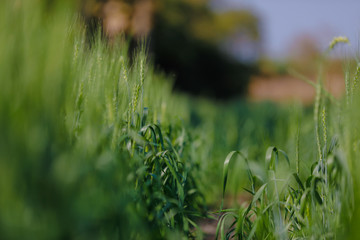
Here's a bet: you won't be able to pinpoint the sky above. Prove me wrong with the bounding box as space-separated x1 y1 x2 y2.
210 0 360 59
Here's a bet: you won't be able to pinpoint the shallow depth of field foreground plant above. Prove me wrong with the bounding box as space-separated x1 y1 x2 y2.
0 1 207 239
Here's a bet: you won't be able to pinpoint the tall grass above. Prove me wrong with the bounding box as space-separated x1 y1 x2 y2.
216 38 358 239
0 1 206 238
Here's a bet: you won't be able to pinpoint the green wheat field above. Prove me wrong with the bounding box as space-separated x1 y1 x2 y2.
1 1 360 239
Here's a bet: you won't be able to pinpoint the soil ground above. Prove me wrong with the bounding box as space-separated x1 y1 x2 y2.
248 74 344 104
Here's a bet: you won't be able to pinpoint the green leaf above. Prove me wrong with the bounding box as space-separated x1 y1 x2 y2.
252 183 268 204
293 173 305 191
314 190 323 205
221 151 249 210
266 146 290 171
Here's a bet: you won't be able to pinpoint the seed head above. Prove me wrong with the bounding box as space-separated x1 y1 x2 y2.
328 36 349 50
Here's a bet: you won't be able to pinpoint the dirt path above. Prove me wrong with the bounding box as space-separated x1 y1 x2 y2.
198 217 218 240
198 193 252 239
248 74 344 104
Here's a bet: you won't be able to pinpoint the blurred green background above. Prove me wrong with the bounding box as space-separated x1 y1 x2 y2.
82 0 260 99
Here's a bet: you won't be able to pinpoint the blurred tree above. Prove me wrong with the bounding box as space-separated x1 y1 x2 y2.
81 0 261 99
287 35 321 75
